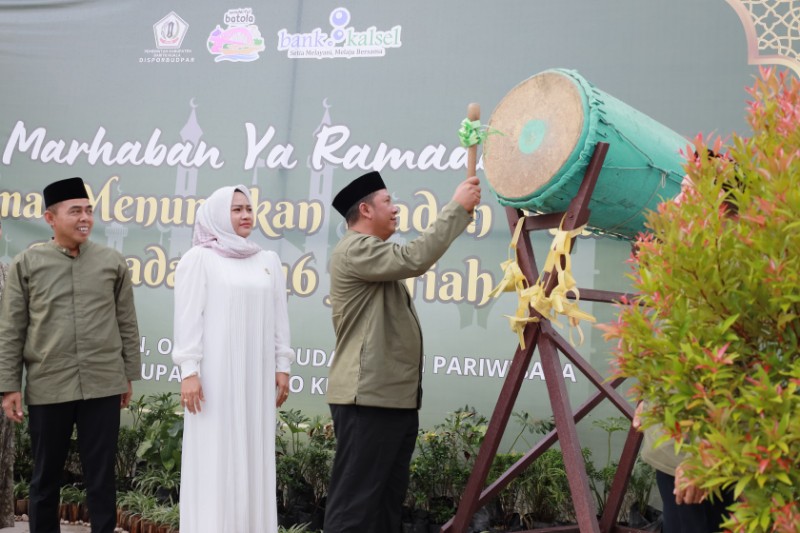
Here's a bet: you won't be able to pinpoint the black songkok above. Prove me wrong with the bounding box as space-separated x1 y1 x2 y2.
43 177 89 209
332 171 387 217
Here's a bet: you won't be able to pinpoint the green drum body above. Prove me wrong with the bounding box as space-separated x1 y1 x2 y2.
484 69 690 239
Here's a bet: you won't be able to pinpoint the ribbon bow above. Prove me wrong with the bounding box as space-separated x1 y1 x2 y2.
458 118 504 148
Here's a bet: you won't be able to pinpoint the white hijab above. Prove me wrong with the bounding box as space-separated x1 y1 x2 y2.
192 185 262 259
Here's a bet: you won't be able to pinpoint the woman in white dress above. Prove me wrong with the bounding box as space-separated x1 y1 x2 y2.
172 185 294 533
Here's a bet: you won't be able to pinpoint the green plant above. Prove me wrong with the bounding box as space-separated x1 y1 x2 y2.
134 466 181 504
12 480 28 500
160 502 180 529
116 425 141 491
276 451 304 511
117 490 158 516
141 501 180 529
507 411 554 451
275 410 334 520
278 523 312 533
623 459 656 520
278 408 311 456
484 412 558 527
62 430 83 484
604 67 800 532
135 392 183 473
407 406 488 524
13 417 31 482
586 416 629 514
59 485 85 505
515 448 574 526
300 416 335 508
487 452 523 526
116 394 164 491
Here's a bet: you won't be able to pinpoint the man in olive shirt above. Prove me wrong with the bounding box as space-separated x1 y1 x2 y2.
324 171 481 533
0 177 141 533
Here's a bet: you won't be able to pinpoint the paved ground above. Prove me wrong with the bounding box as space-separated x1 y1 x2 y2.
5 521 91 532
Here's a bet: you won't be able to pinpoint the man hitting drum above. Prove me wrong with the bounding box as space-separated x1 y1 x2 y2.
324 171 480 533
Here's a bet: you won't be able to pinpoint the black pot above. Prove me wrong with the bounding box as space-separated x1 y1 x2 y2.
411 509 430 533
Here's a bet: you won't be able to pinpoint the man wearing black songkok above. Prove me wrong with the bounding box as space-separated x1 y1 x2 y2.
324 171 481 533
0 177 141 533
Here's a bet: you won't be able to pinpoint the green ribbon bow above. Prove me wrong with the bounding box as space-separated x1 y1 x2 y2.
458 118 503 148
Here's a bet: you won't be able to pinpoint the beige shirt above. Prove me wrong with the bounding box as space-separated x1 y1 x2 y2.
327 201 471 409
0 240 141 405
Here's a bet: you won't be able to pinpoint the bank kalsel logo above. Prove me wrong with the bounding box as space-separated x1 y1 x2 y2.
207 8 266 62
277 7 402 59
139 12 194 64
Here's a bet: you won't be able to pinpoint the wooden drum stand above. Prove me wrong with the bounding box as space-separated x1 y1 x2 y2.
443 141 649 533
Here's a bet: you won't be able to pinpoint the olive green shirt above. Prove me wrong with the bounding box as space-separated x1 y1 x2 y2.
0 263 7 304
327 201 472 409
0 240 141 405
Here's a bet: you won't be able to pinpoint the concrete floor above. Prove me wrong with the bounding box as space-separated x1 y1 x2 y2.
3 521 92 532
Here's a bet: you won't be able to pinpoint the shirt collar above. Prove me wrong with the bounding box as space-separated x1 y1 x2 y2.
48 239 89 258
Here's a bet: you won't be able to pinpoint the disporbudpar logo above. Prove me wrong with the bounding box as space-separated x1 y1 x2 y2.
139 12 194 63
207 8 266 62
154 12 188 49
277 7 402 59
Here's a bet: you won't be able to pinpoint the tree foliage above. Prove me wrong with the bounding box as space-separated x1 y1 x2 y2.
602 67 800 532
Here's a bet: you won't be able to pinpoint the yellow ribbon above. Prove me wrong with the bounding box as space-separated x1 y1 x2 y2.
490 215 596 348
488 218 539 348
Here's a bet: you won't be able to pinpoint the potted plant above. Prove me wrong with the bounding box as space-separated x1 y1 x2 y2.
279 524 313 533
59 485 86 523
622 459 659 529
13 480 28 516
117 490 158 533
276 409 328 530
605 67 800 532
135 393 183 477
407 406 488 532
134 467 181 506
516 448 574 528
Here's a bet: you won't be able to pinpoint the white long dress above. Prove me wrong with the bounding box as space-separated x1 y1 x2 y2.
172 246 294 533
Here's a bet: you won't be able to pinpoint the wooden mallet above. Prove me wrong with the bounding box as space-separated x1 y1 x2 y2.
467 103 480 178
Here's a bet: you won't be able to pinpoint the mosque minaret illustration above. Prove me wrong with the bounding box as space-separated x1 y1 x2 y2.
104 221 128 252
303 99 336 272
170 99 203 258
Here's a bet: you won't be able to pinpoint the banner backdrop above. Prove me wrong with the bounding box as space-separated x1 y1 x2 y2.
0 0 785 451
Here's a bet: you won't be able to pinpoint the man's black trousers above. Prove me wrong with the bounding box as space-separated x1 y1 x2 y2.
28 395 120 533
324 404 418 533
656 470 735 533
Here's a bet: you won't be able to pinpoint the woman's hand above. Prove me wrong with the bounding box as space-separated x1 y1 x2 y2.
632 401 644 430
674 463 706 504
181 374 205 414
276 372 290 407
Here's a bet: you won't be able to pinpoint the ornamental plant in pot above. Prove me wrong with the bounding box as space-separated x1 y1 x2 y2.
13 480 28 516
406 406 488 531
59 485 85 523
603 67 800 532
276 408 324 530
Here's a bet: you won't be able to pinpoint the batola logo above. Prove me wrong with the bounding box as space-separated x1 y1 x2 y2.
207 7 266 63
276 7 402 59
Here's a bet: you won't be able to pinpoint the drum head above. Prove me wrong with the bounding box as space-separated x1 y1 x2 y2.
485 71 585 200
